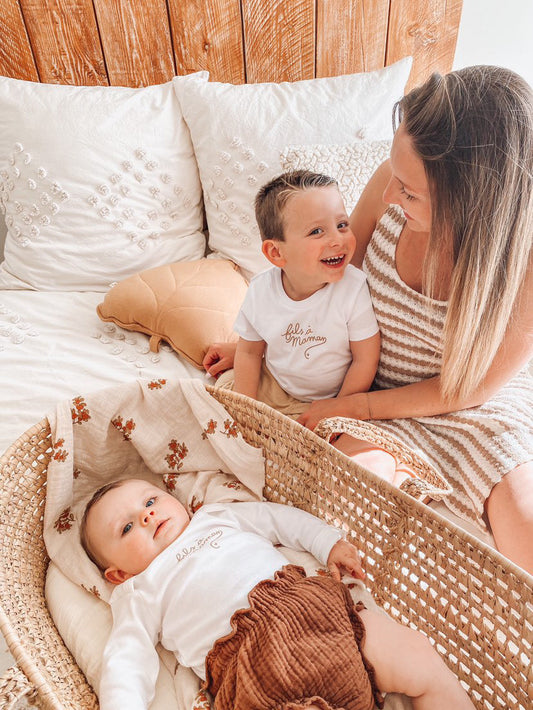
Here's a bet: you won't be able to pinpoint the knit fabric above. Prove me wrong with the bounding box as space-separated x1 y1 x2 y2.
205 565 383 710
363 205 533 531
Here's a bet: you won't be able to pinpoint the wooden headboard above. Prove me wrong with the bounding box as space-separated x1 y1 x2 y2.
1 0 462 90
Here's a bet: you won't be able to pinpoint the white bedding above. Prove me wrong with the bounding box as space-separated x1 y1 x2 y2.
0 290 204 457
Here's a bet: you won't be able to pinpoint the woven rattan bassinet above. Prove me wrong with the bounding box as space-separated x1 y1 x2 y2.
0 387 532 709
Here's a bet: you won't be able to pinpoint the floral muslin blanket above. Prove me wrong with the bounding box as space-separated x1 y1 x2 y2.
42 376 410 710
43 377 265 602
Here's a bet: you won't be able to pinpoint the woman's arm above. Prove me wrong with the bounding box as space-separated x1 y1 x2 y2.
298 276 533 429
350 159 391 268
337 333 380 397
233 337 265 399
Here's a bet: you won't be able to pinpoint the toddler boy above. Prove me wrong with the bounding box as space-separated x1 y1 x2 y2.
226 171 412 486
233 170 380 410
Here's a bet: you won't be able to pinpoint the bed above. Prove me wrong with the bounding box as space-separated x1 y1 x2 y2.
0 0 467 459
0 1 532 709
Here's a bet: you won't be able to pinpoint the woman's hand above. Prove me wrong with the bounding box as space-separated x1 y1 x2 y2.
202 342 237 378
327 539 365 581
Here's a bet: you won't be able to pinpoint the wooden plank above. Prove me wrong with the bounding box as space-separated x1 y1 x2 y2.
386 0 463 91
316 0 390 78
168 0 245 84
18 0 107 85
92 0 175 87
242 0 315 83
0 0 39 80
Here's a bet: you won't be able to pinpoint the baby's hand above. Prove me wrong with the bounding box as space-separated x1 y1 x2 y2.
327 539 365 581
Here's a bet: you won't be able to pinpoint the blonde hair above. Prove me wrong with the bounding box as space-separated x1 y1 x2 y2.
394 66 533 402
255 170 338 241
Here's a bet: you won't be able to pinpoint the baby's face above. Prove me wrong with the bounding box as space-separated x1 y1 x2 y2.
86 479 190 584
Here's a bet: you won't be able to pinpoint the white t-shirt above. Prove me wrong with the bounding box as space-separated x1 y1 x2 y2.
99 501 343 710
234 265 379 401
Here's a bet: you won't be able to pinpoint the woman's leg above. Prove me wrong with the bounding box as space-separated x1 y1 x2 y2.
333 434 413 487
485 461 533 574
358 609 475 710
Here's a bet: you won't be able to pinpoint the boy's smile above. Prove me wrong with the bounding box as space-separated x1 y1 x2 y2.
263 185 356 301
85 478 190 584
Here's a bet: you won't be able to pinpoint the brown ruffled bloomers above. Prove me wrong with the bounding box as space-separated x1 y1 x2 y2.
205 565 384 710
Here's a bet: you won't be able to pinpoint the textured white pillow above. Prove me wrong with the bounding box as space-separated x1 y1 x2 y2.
280 140 392 214
0 75 208 291
173 58 411 278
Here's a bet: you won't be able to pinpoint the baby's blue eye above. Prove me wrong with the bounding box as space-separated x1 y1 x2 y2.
122 522 132 535
338 221 349 229
146 497 155 507
309 227 322 236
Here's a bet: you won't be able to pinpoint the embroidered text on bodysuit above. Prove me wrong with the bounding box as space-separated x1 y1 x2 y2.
176 529 223 562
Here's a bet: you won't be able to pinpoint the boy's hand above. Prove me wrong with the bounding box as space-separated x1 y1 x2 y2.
327 539 365 581
202 342 237 378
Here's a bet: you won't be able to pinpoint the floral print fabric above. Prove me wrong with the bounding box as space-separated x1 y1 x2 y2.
43 377 265 603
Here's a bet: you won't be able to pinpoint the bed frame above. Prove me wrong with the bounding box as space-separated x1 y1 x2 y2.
1 0 462 90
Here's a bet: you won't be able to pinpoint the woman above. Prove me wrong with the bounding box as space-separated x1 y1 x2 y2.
204 66 533 574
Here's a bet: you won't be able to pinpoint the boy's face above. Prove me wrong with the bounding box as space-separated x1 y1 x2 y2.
263 185 356 300
85 479 190 585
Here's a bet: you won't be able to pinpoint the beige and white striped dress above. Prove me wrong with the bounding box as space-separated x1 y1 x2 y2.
363 205 533 532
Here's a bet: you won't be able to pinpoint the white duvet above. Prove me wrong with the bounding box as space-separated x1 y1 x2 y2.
0 290 203 457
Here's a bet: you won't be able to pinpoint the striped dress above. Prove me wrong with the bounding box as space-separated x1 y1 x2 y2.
363 205 533 532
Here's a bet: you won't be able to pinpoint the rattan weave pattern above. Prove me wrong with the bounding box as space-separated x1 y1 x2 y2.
0 387 531 709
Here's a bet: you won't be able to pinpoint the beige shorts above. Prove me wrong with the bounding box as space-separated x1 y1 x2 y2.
215 361 310 420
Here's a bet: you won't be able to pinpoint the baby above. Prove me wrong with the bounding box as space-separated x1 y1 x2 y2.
82 477 475 710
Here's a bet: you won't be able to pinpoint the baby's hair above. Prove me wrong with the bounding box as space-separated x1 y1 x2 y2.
80 479 128 573
255 170 338 242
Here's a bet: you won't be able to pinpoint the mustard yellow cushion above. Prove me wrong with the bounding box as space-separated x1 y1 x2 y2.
96 258 247 369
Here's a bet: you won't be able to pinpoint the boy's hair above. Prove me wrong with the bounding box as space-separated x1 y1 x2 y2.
80 479 128 573
255 170 338 242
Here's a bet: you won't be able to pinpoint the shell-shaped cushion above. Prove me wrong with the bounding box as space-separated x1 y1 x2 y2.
97 258 248 368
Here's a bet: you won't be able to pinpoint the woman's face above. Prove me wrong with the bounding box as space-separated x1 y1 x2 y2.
383 124 432 233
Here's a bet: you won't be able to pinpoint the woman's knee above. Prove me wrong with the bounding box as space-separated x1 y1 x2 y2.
486 461 533 573
486 462 533 523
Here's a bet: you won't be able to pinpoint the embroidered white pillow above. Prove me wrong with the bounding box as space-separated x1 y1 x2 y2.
0 75 208 291
173 58 411 278
280 140 392 215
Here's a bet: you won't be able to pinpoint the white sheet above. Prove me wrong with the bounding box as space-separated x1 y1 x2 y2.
0 290 205 456
0 288 494 551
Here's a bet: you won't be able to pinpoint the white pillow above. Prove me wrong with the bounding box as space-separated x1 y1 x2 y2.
0 74 208 291
280 140 392 215
173 58 411 278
